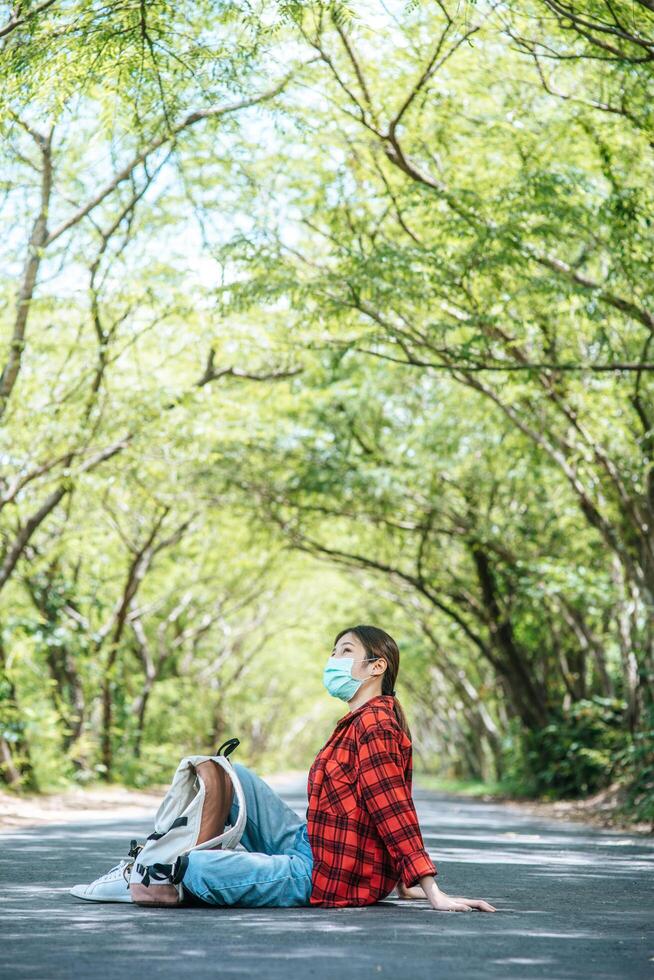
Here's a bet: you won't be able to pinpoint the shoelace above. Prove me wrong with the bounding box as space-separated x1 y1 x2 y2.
95 857 132 883
95 841 143 883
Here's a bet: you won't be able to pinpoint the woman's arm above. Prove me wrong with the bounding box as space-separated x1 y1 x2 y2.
357 725 438 888
417 875 497 912
358 726 496 912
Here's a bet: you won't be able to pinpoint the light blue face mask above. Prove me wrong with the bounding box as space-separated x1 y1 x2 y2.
323 656 371 702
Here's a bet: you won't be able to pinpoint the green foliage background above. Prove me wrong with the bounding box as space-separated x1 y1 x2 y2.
0 0 652 826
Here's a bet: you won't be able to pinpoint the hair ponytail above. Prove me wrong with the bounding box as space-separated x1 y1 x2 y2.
388 695 411 741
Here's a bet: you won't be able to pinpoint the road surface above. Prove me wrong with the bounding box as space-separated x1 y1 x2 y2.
1 776 652 979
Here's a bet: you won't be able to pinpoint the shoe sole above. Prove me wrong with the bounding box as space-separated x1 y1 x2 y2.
69 884 133 903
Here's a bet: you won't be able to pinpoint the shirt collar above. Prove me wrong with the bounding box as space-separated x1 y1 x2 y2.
335 694 395 728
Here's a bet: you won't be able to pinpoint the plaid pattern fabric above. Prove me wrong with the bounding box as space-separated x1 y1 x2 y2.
306 694 437 907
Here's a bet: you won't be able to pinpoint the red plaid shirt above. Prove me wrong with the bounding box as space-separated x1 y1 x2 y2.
306 694 437 907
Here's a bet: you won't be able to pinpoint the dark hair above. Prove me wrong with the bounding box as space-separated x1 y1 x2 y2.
333 624 411 740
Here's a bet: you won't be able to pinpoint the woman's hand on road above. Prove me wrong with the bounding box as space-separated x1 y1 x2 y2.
417 875 497 912
428 888 496 912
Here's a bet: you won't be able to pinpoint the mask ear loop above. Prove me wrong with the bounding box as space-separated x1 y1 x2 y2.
331 655 391 688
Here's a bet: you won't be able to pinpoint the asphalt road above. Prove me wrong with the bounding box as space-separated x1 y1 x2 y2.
1 777 652 980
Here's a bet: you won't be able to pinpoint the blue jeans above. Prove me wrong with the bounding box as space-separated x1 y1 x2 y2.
181 763 314 907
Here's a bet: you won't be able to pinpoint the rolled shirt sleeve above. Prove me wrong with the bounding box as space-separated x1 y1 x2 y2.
358 724 437 888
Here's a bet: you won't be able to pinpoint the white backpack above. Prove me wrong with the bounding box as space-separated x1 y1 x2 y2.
128 737 247 903
70 738 247 905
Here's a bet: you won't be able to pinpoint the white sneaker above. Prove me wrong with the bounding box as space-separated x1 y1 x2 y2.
69 840 142 904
